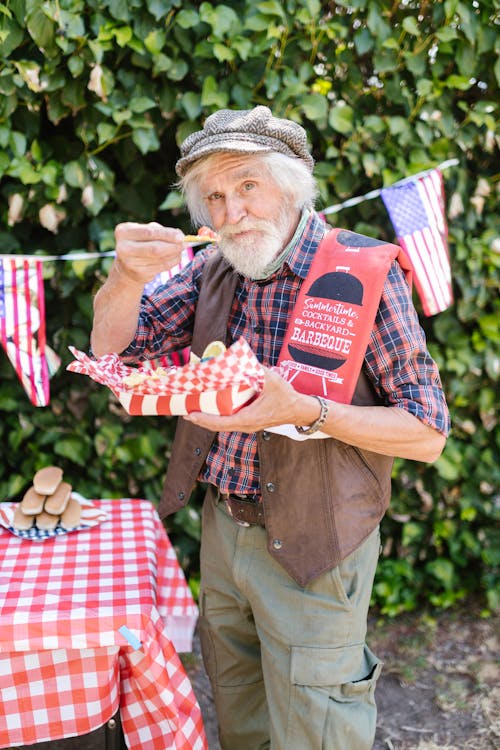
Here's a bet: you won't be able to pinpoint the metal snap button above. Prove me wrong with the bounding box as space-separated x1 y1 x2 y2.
272 539 283 550
107 718 116 730
262 431 271 441
266 482 275 492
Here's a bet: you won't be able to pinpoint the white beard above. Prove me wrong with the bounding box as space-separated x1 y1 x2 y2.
218 211 294 279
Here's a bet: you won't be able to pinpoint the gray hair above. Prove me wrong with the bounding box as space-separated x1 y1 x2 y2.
177 151 319 228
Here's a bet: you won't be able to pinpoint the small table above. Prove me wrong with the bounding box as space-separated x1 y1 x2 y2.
0 498 208 749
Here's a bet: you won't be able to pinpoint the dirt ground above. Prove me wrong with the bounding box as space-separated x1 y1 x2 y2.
182 604 499 750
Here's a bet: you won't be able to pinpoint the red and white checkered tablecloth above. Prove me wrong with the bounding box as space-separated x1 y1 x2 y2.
0 498 208 749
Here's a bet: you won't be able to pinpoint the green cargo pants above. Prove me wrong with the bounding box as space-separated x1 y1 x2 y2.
198 487 382 750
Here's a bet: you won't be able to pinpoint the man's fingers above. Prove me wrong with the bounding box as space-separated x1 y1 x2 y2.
115 221 184 243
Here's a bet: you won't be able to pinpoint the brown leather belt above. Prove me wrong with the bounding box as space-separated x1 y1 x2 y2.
220 492 265 528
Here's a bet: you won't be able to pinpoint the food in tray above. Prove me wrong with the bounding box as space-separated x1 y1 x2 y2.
201 340 226 360
121 340 227 389
183 226 219 244
12 466 81 532
122 365 171 388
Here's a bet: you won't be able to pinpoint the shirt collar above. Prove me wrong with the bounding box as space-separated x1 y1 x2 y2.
284 209 329 279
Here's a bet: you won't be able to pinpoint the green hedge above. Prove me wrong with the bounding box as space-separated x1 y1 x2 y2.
1 0 498 615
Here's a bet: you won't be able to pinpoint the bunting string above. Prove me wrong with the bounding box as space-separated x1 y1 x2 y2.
321 158 458 216
1 158 458 405
0 158 459 262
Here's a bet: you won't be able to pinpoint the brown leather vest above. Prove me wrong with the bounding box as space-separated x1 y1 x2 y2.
158 253 393 586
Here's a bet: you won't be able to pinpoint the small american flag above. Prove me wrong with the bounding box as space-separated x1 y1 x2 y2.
0 258 50 406
381 169 453 316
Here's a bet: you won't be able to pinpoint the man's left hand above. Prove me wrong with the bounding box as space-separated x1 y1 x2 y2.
182 368 320 433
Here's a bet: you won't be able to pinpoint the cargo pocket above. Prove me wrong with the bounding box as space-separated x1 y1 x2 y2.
285 642 382 750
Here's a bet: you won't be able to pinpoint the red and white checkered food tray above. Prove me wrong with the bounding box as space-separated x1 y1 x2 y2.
67 337 265 416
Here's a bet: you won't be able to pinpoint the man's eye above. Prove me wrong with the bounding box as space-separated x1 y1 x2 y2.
243 182 255 191
208 192 223 201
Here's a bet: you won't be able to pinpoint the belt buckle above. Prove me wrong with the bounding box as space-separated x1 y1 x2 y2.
224 499 251 527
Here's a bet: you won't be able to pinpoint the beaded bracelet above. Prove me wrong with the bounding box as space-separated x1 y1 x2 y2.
295 395 329 435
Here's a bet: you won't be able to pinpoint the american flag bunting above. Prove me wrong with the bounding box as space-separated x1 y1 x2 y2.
381 169 453 316
0 258 51 406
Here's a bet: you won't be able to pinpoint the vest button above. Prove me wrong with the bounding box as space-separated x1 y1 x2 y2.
262 431 271 441
272 539 283 550
194 447 201 455
107 718 116 730
178 491 185 500
266 482 275 493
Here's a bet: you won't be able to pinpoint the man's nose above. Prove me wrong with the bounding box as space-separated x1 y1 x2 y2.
224 194 247 224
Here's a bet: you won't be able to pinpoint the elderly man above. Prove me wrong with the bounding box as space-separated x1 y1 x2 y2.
91 107 450 750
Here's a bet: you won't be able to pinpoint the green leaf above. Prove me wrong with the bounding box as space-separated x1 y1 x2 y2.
9 130 26 157
426 558 455 590
444 74 473 90
402 16 421 37
54 437 90 466
354 27 374 55
129 96 156 113
213 42 234 62
159 190 184 210
201 75 229 108
26 7 56 55
108 0 130 22
328 103 354 134
301 93 328 123
144 29 165 56
64 160 87 188
132 127 160 154
255 0 286 17
175 9 200 29
0 15 23 56
166 59 188 82
113 25 133 47
199 3 239 36
58 9 86 39
181 91 202 120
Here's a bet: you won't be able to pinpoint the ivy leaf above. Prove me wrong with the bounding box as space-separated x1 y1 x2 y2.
301 93 328 123
130 96 156 113
213 42 234 62
108 0 130 23
166 59 188 81
26 7 56 56
181 91 202 120
132 126 160 154
201 75 229 108
328 103 354 134
402 16 421 37
175 9 200 29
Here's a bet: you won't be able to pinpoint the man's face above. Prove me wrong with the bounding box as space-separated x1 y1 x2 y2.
198 154 299 279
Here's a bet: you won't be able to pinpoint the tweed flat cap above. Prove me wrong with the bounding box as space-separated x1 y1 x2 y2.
175 106 314 176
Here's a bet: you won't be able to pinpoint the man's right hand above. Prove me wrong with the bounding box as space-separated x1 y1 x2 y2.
91 222 185 357
113 222 186 286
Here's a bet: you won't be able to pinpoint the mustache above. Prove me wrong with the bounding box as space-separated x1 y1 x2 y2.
219 219 278 238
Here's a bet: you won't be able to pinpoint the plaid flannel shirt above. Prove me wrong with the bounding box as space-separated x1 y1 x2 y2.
123 211 450 494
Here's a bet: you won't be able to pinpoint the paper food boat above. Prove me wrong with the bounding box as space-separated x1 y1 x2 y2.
67 338 265 416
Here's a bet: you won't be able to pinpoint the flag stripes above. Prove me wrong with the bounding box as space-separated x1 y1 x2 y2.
381 169 453 316
0 258 50 406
